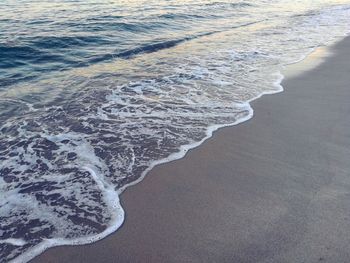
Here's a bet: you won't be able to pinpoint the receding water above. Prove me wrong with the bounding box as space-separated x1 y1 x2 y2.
1 1 350 262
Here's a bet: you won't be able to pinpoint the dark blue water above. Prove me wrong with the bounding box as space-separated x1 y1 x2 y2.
1 1 350 262
0 0 257 87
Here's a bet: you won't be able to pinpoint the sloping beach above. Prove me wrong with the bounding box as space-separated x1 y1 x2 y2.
32 36 350 263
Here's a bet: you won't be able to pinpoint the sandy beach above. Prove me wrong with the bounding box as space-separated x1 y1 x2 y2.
32 36 350 263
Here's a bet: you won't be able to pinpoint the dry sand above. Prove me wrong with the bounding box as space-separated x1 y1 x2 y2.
33 36 350 263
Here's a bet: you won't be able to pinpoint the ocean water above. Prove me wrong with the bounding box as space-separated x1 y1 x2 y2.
1 0 350 262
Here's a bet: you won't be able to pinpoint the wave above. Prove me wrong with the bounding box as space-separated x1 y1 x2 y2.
0 19 264 87
30 35 112 49
157 13 209 20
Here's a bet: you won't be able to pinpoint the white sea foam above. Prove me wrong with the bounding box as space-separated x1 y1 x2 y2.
0 239 27 247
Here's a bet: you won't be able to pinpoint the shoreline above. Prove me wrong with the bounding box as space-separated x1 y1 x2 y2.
32 36 350 263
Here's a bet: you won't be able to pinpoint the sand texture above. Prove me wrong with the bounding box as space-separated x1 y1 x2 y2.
33 37 350 263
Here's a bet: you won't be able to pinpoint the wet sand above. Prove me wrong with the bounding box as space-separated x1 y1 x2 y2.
33 36 350 263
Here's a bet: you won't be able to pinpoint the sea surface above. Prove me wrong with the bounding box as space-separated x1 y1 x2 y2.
1 0 350 262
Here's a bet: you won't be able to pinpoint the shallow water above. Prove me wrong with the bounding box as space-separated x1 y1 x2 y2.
1 1 350 262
